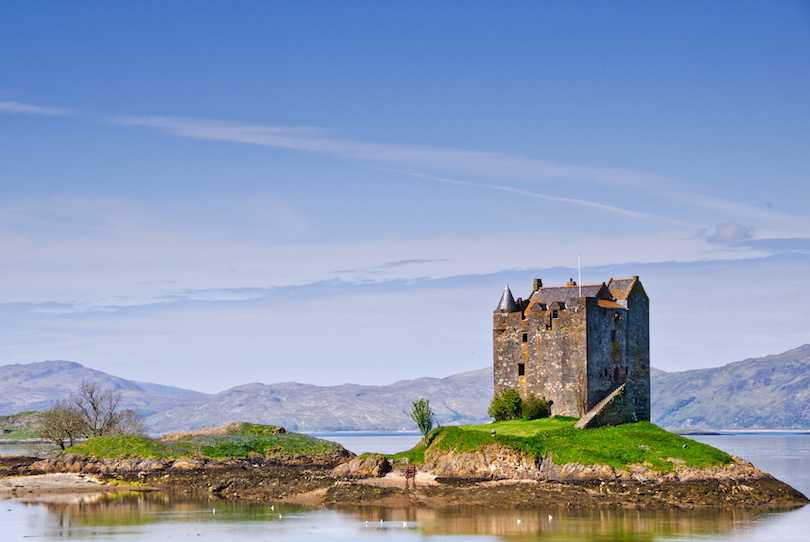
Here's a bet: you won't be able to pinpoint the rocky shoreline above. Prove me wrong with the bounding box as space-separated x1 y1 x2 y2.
2 453 806 509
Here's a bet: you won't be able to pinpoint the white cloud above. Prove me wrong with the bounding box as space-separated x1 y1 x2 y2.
701 222 755 245
0 100 71 116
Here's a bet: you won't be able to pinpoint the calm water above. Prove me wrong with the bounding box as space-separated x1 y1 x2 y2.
1 433 808 541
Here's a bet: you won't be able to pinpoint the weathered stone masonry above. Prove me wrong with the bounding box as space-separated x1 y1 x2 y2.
493 277 650 424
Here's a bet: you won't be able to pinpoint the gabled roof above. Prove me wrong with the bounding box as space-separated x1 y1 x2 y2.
495 284 520 312
607 277 644 301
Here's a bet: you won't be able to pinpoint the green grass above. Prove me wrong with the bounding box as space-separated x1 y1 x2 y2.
62 425 344 461
399 420 734 472
0 412 43 439
67 436 186 459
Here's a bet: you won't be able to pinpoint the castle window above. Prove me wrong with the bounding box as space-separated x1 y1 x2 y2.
552 310 558 318
522 332 528 343
517 363 525 376
610 330 616 342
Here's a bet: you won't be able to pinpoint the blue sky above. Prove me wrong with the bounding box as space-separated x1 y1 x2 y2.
1 1 809 393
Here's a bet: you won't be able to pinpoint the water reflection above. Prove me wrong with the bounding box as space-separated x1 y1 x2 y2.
26 490 802 541
338 504 795 540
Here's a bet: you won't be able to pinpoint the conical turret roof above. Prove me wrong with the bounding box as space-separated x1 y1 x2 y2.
495 284 520 312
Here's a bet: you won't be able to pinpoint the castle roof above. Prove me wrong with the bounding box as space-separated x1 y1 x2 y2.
527 284 603 308
607 277 644 301
495 284 520 312
499 277 645 314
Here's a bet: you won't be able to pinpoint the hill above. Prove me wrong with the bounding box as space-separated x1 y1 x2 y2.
2 344 810 432
651 344 810 429
0 360 208 417
144 368 492 433
0 360 491 433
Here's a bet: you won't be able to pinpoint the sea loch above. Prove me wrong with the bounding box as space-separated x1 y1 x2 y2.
1 432 808 541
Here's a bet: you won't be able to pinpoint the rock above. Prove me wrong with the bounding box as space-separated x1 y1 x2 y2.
332 454 391 478
273 426 286 434
171 459 204 470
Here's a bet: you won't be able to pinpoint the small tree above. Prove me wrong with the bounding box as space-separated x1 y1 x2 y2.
488 388 523 421
72 381 123 437
522 393 549 420
39 381 145 448
111 408 147 436
39 398 87 450
410 398 435 444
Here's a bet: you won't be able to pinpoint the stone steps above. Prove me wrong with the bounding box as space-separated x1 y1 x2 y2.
574 384 626 429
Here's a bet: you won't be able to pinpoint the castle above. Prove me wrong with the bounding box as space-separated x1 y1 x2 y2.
493 277 650 426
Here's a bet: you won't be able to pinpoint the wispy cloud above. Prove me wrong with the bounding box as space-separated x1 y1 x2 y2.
115 115 676 190
0 100 71 116
396 171 699 225
667 191 810 232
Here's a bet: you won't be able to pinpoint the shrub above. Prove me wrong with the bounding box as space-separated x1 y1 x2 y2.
488 388 523 421
522 394 549 420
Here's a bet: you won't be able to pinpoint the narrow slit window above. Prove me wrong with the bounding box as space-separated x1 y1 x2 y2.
517 363 525 376
522 332 528 343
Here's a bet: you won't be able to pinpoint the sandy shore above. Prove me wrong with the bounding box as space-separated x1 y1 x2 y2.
0 473 152 504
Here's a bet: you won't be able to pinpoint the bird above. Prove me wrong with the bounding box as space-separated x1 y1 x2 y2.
278 514 283 520
549 515 553 521
517 519 521 524
212 509 215 514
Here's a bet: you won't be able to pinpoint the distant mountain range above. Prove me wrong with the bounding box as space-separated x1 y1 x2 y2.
651 344 810 430
0 360 491 433
2 345 809 432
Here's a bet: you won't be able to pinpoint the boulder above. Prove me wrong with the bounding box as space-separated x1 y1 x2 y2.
332 454 391 478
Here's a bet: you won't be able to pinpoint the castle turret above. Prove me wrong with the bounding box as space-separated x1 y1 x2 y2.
495 284 519 312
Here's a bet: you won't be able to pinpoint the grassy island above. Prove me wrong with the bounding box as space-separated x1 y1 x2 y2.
63 422 347 462
396 419 735 473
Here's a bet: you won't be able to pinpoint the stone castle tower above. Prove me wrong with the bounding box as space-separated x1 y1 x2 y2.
493 277 650 425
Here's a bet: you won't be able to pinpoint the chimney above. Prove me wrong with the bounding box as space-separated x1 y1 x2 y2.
532 278 542 292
